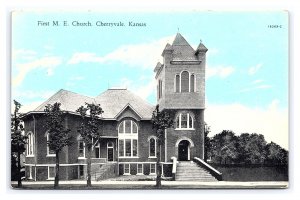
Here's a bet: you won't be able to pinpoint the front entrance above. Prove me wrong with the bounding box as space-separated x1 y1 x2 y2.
178 140 190 161
107 141 114 162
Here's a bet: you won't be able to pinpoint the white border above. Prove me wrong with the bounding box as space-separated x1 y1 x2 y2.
3 1 300 200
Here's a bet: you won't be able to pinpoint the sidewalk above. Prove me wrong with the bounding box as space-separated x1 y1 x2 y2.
11 180 288 189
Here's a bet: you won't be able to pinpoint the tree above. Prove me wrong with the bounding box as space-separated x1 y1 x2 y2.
44 102 72 189
265 142 288 165
209 130 238 164
11 100 27 188
237 133 267 164
204 122 211 162
76 103 104 187
151 105 173 188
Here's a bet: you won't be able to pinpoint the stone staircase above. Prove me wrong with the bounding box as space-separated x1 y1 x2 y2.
91 163 117 181
176 161 218 181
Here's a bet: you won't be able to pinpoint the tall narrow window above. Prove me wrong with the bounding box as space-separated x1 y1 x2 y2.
79 165 84 177
95 142 100 158
46 133 56 156
149 138 156 157
181 71 189 92
175 74 180 92
119 140 124 157
181 113 188 128
125 139 131 157
190 74 195 92
132 139 138 157
158 80 163 99
27 132 34 156
78 140 85 158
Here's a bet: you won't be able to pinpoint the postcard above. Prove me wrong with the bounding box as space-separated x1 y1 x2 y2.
11 11 288 189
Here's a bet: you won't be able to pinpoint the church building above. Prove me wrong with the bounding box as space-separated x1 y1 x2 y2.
22 33 221 181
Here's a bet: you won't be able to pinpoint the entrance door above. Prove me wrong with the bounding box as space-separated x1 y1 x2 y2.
178 140 190 161
107 148 114 161
107 141 114 162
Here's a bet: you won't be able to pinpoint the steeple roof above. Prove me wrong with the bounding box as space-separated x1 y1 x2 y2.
172 33 191 46
196 42 208 53
170 33 198 61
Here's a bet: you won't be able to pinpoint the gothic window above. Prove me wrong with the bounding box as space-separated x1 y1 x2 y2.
176 112 194 129
181 71 189 92
118 120 138 157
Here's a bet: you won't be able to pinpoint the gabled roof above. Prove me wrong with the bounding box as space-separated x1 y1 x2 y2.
34 89 95 112
114 103 143 120
95 89 154 119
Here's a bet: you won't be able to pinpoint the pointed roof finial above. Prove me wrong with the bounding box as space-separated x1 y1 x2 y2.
177 27 179 33
200 39 202 43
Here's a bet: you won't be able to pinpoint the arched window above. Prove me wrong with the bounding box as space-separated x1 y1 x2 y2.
149 137 157 158
46 132 56 157
181 71 189 92
175 71 196 93
190 74 195 92
175 112 194 129
175 74 180 92
26 132 34 156
118 120 138 157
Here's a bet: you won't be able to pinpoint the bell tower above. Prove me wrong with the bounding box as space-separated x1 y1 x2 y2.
154 33 208 161
154 33 207 110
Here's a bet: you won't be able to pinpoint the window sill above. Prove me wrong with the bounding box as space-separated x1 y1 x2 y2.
136 173 144 176
175 128 195 131
148 156 157 159
47 178 55 180
119 156 139 158
78 157 86 159
124 173 131 176
149 173 156 176
46 155 56 157
26 155 35 158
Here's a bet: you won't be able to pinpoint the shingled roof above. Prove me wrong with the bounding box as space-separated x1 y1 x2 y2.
34 89 95 112
95 89 154 119
33 88 154 120
171 33 198 61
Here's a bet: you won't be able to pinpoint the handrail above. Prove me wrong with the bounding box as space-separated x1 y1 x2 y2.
193 157 222 181
171 157 177 180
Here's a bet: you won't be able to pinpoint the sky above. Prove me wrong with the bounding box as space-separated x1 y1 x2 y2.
11 11 288 149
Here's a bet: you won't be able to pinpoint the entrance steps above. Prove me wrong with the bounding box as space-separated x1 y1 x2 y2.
91 163 117 181
176 161 218 181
